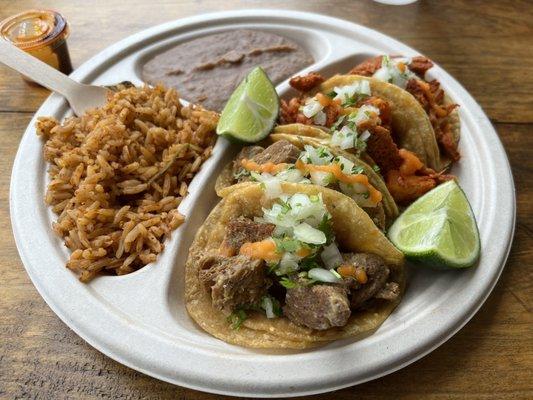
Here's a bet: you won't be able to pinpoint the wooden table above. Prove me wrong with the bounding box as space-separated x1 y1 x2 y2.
1 1 531 398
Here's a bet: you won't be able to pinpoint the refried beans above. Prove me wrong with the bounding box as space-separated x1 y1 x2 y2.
142 29 314 111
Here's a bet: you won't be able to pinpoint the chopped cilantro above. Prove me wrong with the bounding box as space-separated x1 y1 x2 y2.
318 214 334 244
280 277 297 289
227 309 247 330
356 140 367 152
362 192 370 199
342 98 357 107
331 115 346 130
342 93 370 108
267 262 279 274
352 166 365 174
233 169 250 179
299 256 322 271
317 146 331 158
372 165 381 173
278 198 292 215
326 90 337 98
271 298 283 316
273 237 300 253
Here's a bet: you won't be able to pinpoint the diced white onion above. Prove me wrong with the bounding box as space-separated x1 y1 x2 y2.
261 297 275 319
335 155 355 174
359 130 371 142
349 105 381 125
276 168 304 183
277 252 300 275
321 242 343 269
339 182 375 208
333 81 372 104
309 170 334 187
262 203 289 225
302 98 323 118
302 145 333 165
293 222 326 245
359 80 371 96
313 110 327 125
372 56 416 89
289 195 327 226
261 193 330 236
331 125 357 150
263 177 282 199
308 268 341 283
373 66 391 83
330 268 342 279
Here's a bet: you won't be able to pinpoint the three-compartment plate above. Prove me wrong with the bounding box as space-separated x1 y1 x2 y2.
10 10 515 397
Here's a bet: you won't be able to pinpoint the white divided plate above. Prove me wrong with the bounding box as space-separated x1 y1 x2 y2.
10 10 515 398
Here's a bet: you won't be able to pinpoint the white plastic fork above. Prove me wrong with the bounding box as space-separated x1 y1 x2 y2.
0 39 110 116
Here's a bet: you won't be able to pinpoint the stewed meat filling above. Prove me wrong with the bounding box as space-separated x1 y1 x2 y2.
341 253 393 309
219 216 275 256
198 254 271 314
200 214 400 330
233 140 301 182
283 284 351 330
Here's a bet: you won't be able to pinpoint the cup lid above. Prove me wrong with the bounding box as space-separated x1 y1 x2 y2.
0 9 68 50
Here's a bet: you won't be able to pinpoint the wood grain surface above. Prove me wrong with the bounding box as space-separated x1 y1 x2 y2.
1 1 531 399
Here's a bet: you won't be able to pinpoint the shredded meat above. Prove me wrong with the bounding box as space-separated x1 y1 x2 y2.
198 254 271 314
365 125 403 175
407 56 434 77
324 102 342 126
348 56 383 76
405 78 460 161
356 96 393 130
386 168 454 206
280 96 341 127
289 72 325 92
280 97 307 124
220 217 275 256
283 284 351 330
437 122 461 162
405 78 430 112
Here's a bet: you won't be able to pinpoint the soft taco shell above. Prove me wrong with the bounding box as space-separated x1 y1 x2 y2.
185 183 405 348
273 123 330 139
316 75 442 170
440 94 461 168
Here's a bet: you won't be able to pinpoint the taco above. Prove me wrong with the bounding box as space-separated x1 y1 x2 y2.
280 72 454 205
349 55 460 164
215 136 398 230
185 183 405 348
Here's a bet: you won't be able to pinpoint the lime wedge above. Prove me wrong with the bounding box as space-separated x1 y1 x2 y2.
217 67 279 143
387 180 480 268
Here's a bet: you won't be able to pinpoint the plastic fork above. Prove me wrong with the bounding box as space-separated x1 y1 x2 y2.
0 39 110 116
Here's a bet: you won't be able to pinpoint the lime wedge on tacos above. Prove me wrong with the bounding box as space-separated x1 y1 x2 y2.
217 67 279 143
388 180 480 269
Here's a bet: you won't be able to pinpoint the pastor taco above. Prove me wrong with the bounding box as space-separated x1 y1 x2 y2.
185 183 405 348
280 72 454 205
